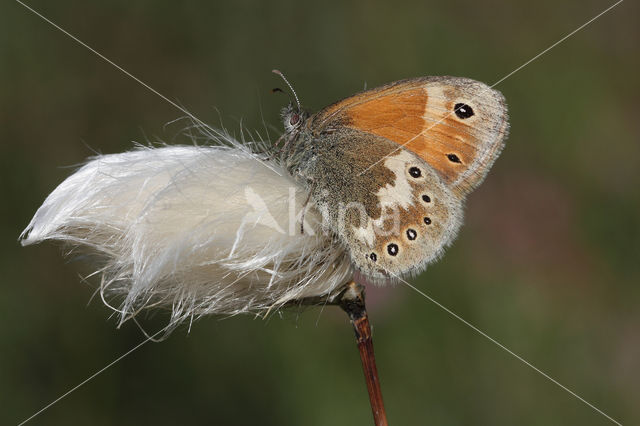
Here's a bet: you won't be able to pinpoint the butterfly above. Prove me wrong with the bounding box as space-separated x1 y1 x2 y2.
279 76 509 282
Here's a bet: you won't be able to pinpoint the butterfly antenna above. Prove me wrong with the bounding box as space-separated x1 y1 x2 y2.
272 69 301 111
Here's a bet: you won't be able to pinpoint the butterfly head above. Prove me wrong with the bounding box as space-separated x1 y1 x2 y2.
272 70 310 136
281 103 309 135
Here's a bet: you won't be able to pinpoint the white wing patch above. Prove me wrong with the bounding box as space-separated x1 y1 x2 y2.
353 150 416 246
377 151 416 209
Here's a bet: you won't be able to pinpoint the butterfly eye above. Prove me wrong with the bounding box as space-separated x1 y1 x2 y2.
406 229 417 240
422 194 431 203
289 113 300 126
423 217 432 225
408 167 422 178
387 243 399 256
447 153 461 163
369 252 377 262
454 103 474 119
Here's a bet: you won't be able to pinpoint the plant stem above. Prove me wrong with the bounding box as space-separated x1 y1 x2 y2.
338 281 389 426
286 281 389 425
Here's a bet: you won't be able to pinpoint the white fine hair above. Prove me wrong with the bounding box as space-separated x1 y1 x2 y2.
21 132 353 332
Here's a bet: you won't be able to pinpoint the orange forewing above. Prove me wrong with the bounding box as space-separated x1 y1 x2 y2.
311 80 479 185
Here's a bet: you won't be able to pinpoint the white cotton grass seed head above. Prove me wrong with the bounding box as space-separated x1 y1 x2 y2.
21 126 353 333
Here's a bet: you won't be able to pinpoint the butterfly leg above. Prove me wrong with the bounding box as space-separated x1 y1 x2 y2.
267 134 287 161
273 133 285 147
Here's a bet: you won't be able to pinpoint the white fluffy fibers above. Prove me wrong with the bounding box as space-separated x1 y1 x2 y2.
21 145 353 329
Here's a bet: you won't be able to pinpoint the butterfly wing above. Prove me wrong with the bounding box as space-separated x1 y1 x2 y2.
337 145 465 281
291 125 463 282
294 77 508 281
308 76 509 195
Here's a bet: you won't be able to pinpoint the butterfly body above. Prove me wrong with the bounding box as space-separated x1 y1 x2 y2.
282 76 509 282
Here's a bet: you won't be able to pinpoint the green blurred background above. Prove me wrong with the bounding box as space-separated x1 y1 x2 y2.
1 1 638 425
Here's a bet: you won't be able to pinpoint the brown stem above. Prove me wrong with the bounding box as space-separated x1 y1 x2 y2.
284 281 389 425
338 282 389 426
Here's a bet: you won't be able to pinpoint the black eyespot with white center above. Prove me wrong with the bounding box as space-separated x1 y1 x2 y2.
387 243 399 256
447 153 461 163
406 229 417 240
424 217 432 225
422 194 431 203
369 252 377 262
409 167 422 178
454 103 474 119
